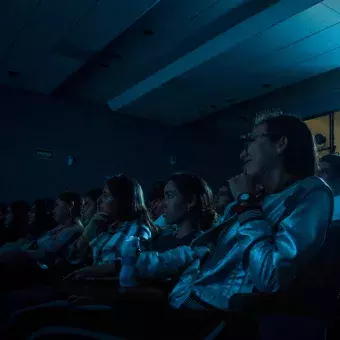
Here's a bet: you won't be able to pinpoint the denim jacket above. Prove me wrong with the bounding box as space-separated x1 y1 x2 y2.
134 177 333 310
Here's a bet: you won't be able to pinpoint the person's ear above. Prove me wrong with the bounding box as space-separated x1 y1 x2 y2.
188 195 197 211
68 201 75 214
277 136 288 155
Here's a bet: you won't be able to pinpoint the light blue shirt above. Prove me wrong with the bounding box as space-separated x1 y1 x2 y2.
333 195 340 221
154 214 171 229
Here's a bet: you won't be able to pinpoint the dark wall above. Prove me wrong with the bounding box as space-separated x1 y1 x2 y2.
173 117 248 190
202 68 340 126
0 86 176 203
187 67 340 188
6 64 335 203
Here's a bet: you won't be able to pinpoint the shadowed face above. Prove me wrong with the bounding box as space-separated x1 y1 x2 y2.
81 196 96 224
53 199 71 225
100 185 117 219
240 123 282 181
163 181 188 225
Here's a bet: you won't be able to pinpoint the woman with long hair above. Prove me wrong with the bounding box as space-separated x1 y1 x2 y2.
148 173 217 253
64 174 157 279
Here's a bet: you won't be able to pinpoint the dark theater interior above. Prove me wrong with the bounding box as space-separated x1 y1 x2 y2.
1 0 340 338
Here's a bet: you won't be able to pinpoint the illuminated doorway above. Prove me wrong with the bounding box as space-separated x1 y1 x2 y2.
305 113 334 157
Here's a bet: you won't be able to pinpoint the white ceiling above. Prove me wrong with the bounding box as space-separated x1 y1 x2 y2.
2 0 340 125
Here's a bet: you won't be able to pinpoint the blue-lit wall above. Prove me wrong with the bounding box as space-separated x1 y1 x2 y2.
192 68 340 187
173 119 246 190
204 68 340 124
6 64 337 203
0 86 176 203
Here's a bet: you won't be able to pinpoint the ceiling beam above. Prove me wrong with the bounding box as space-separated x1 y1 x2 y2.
108 0 323 112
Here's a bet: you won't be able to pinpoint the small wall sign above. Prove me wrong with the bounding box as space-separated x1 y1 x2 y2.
36 149 52 160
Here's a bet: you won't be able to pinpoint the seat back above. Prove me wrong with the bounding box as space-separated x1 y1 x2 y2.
288 220 340 308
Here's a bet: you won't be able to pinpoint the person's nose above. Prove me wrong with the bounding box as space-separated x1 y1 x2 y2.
240 147 247 160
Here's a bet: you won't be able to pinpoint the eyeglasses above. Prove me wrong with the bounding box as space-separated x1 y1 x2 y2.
240 133 280 148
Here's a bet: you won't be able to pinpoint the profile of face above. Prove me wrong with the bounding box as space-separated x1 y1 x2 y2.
240 123 286 180
0 206 6 221
319 161 334 183
214 184 232 213
163 180 192 225
81 196 96 223
5 207 13 226
28 204 36 225
53 199 72 225
100 185 117 219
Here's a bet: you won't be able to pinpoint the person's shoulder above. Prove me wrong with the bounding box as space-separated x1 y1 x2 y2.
296 176 332 194
286 177 333 209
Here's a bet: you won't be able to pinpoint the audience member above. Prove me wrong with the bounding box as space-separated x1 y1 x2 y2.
149 173 216 253
214 180 234 224
0 193 83 276
4 201 30 243
4 113 333 339
148 181 165 220
63 175 157 279
80 189 102 227
0 199 55 250
24 192 83 261
27 199 55 239
319 154 340 220
0 203 7 245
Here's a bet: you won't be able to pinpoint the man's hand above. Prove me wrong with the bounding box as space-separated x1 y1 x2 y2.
228 174 256 200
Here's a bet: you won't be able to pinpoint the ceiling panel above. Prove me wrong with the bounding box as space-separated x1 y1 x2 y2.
59 0 259 102
134 45 340 125
1 0 336 127
183 13 340 105
201 3 340 75
0 0 96 89
0 0 161 94
0 0 38 59
254 23 340 71
64 0 161 53
106 0 327 113
1 0 95 72
323 0 340 13
27 54 83 94
111 2 340 125
194 4 340 105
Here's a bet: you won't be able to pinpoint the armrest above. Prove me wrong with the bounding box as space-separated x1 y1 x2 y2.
82 277 174 293
229 292 328 317
229 293 281 313
56 277 167 305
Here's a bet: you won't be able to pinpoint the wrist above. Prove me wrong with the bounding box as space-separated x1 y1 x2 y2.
232 200 261 214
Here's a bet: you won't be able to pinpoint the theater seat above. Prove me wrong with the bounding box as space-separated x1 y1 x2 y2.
226 220 340 339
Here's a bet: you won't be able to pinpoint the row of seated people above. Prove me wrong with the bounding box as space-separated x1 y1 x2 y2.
0 183 169 258
0 189 104 248
0 111 339 339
